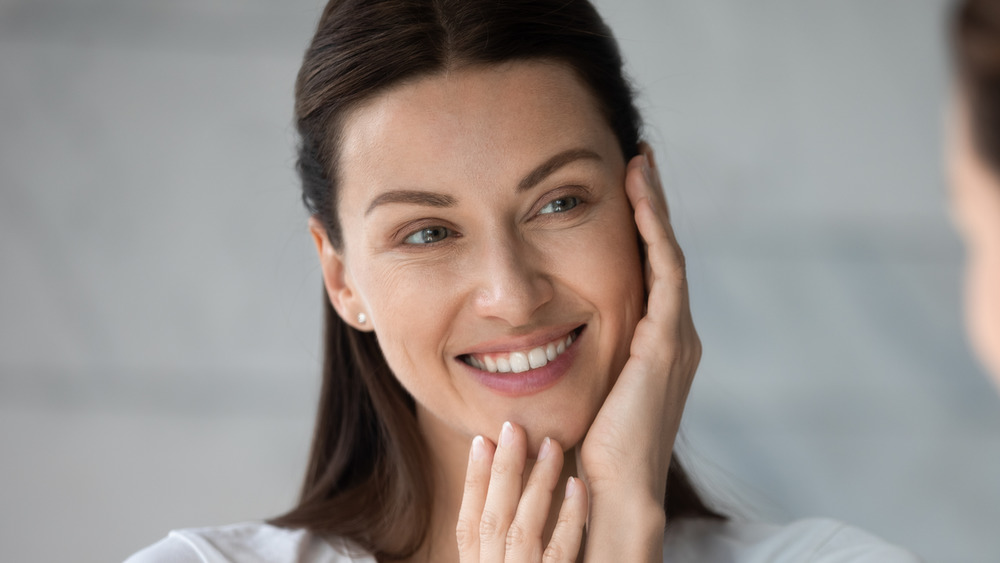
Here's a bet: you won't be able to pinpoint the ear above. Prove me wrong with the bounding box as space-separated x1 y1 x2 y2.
308 216 372 332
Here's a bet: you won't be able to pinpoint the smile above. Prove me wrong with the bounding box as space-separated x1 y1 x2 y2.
461 327 580 373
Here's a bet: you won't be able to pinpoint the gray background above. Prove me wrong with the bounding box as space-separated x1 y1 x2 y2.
2 0 998 561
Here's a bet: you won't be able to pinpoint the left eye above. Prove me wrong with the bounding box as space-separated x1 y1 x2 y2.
403 226 451 245
538 196 580 215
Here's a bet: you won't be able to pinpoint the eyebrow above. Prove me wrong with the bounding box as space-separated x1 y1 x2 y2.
365 191 457 216
518 148 602 192
364 147 602 216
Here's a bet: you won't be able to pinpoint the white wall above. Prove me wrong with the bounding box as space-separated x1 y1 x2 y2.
1 1 997 561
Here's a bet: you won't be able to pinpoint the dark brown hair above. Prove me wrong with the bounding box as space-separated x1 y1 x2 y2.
271 0 723 559
954 0 1000 174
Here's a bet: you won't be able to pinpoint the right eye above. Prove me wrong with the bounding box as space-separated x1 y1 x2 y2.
403 226 451 245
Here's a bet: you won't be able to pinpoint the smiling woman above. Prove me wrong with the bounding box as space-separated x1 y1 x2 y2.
326 62 647 461
125 1 920 562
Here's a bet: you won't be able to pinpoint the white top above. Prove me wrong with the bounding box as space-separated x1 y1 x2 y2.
124 518 921 562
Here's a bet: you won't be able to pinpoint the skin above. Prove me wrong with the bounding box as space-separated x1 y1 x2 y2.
947 97 1000 388
310 61 698 562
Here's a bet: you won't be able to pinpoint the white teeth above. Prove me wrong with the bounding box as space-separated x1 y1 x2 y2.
509 351 529 373
497 356 511 373
528 347 547 369
466 330 578 374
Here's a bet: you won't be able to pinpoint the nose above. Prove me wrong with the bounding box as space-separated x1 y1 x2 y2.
472 233 555 326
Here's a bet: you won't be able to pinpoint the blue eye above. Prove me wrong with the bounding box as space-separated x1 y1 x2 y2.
539 196 580 214
404 226 451 244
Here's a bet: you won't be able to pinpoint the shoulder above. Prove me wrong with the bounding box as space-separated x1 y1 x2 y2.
123 522 376 563
663 517 922 563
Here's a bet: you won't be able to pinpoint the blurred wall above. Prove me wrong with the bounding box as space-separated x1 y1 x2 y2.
1 1 998 561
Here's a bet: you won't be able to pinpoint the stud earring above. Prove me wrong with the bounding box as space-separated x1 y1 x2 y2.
357 312 367 325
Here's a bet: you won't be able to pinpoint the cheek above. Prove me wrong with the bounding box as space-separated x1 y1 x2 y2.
355 260 461 381
590 208 644 304
552 206 645 327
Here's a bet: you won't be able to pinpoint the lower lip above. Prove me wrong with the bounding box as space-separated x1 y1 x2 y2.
462 328 583 397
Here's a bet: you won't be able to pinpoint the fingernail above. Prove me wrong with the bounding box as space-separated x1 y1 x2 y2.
565 476 577 499
641 156 653 185
471 435 486 461
537 437 551 461
500 421 514 447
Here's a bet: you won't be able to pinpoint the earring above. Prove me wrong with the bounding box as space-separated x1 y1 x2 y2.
357 312 367 325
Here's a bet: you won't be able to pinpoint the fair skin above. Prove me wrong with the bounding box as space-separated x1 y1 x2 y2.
947 97 1000 388
310 61 698 562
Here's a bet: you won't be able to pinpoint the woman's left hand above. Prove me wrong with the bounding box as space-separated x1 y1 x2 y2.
577 145 701 562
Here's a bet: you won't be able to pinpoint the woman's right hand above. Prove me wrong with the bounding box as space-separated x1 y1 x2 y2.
456 421 588 563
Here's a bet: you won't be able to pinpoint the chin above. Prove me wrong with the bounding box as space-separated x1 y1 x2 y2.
508 397 601 458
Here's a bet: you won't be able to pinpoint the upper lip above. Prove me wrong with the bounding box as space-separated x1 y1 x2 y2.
455 323 584 357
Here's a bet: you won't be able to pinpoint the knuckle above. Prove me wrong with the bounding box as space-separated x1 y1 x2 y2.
478 510 504 542
455 517 477 551
504 523 529 552
542 542 566 563
670 261 687 284
690 337 703 365
465 469 488 489
490 454 513 477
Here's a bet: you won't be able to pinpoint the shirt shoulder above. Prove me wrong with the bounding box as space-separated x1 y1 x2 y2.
123 522 376 563
663 517 922 563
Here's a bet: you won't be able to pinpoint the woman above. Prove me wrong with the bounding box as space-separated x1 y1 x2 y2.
950 0 1000 388
127 1 919 561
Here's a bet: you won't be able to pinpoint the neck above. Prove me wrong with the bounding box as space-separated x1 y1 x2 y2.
403 409 578 563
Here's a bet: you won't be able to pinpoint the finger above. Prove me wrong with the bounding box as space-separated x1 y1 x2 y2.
624 153 685 292
625 152 676 249
624 154 693 365
506 437 566 560
631 187 687 324
629 143 669 219
541 476 588 563
634 196 683 284
457 435 494 562
480 421 527 563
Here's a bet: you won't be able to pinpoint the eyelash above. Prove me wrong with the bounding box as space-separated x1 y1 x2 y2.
538 195 581 215
399 191 587 247
403 226 453 245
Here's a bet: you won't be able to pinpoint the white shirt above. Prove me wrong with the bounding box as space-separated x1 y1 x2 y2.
125 518 921 562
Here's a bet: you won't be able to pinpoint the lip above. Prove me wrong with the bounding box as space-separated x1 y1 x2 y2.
455 323 584 356
459 325 585 397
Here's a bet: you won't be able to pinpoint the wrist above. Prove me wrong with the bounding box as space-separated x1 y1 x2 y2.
585 489 665 563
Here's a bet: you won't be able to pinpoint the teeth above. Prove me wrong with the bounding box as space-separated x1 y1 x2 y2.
509 352 529 373
528 347 547 369
464 330 578 373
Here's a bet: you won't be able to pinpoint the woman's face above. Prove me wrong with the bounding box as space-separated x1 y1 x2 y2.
314 61 644 453
947 97 1000 388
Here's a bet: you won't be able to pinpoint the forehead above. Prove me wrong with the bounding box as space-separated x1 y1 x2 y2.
336 61 616 203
